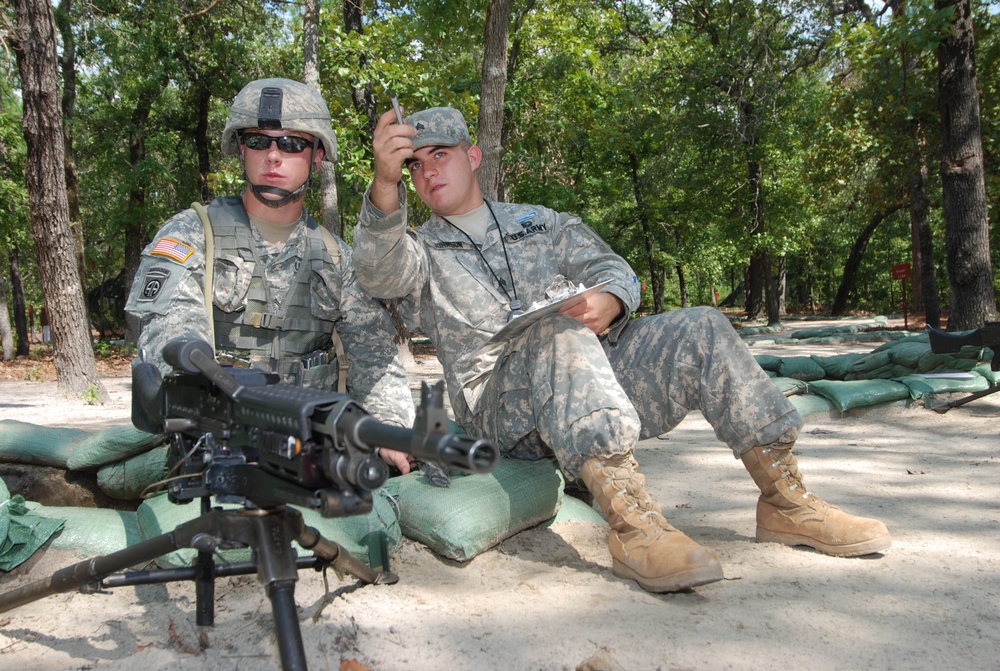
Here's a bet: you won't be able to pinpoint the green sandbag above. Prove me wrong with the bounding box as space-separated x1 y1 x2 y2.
97 445 171 500
136 490 400 569
811 353 864 380
27 503 142 557
915 350 980 374
887 341 931 368
789 394 836 417
0 419 89 468
974 363 1000 385
845 351 893 379
777 356 827 382
382 458 564 562
67 425 166 471
544 494 607 527
897 373 990 400
0 477 65 571
771 377 808 396
807 379 910 412
791 324 866 339
753 354 781 372
871 334 929 352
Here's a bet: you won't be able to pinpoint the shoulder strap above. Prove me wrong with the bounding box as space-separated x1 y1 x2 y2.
317 225 342 261
191 201 216 351
316 226 348 393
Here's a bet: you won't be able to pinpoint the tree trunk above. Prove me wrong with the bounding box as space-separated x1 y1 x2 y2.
630 153 663 313
195 84 214 203
10 246 30 356
0 268 13 360
343 0 376 136
746 158 768 321
774 255 787 317
676 264 687 308
54 0 88 313
122 83 164 345
478 0 514 201
908 158 941 327
936 0 996 330
11 0 107 401
831 204 907 315
496 0 535 203
306 0 341 237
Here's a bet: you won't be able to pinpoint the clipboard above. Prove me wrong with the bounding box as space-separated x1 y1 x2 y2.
487 280 612 344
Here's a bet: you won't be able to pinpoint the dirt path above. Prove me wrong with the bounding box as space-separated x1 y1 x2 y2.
2 318 999 670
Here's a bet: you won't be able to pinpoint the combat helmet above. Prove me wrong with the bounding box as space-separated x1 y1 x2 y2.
222 78 338 207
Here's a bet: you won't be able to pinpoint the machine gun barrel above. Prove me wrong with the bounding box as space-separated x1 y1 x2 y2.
348 415 497 473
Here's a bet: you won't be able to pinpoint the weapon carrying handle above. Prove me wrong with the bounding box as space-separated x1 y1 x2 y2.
163 338 244 400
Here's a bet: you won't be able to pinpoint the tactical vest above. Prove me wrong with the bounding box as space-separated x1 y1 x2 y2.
198 196 341 389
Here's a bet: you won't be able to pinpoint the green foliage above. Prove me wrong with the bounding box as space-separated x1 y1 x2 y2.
2 0 997 329
82 384 102 405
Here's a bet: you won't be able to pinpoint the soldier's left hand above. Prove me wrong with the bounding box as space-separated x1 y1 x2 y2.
561 291 624 336
379 447 417 474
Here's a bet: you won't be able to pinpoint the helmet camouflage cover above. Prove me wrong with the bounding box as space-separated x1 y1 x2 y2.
222 78 338 163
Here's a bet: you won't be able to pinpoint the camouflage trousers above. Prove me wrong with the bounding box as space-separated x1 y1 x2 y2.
456 306 803 479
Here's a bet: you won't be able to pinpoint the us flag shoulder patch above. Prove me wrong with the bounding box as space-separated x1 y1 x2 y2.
151 237 195 263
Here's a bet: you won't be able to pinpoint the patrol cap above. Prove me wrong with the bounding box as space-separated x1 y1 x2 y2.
406 107 472 150
222 78 338 163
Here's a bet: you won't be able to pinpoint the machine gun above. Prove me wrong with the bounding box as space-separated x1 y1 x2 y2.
925 322 1000 413
0 338 498 671
132 337 497 516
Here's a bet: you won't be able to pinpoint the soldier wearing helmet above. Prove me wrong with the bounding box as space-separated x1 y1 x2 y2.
221 78 338 209
127 78 418 473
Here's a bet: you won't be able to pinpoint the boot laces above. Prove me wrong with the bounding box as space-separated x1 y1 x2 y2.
606 466 664 525
763 446 813 502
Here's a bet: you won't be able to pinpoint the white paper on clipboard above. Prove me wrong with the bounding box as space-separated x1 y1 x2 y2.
487 280 612 344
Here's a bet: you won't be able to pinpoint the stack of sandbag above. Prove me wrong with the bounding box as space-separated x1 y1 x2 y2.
0 415 579 569
753 332 995 414
0 420 169 500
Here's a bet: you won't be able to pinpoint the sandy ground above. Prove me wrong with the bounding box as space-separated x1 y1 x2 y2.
1 318 999 670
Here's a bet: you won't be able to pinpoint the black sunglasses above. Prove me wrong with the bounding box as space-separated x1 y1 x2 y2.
240 132 312 154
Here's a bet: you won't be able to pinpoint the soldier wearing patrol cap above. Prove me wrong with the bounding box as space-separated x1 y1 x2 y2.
353 104 892 593
126 78 417 473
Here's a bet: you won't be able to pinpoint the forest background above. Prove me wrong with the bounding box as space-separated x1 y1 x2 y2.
0 0 997 401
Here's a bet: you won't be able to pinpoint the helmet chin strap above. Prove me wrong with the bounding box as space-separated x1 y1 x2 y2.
246 178 311 208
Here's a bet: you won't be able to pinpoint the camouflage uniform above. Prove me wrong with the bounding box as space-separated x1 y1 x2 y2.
354 194 801 477
126 196 414 429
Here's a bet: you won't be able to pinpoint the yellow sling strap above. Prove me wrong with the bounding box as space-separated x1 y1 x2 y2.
191 202 216 352
317 227 349 394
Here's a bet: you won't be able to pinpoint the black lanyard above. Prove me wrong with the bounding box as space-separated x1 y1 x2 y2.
442 200 525 320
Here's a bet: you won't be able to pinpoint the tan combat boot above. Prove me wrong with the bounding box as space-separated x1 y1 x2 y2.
741 443 891 556
580 453 724 592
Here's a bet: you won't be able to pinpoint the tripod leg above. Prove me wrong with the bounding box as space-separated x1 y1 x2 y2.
194 549 215 626
268 580 308 671
932 384 1000 413
240 510 312 671
194 497 215 627
297 525 398 585
0 533 178 614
